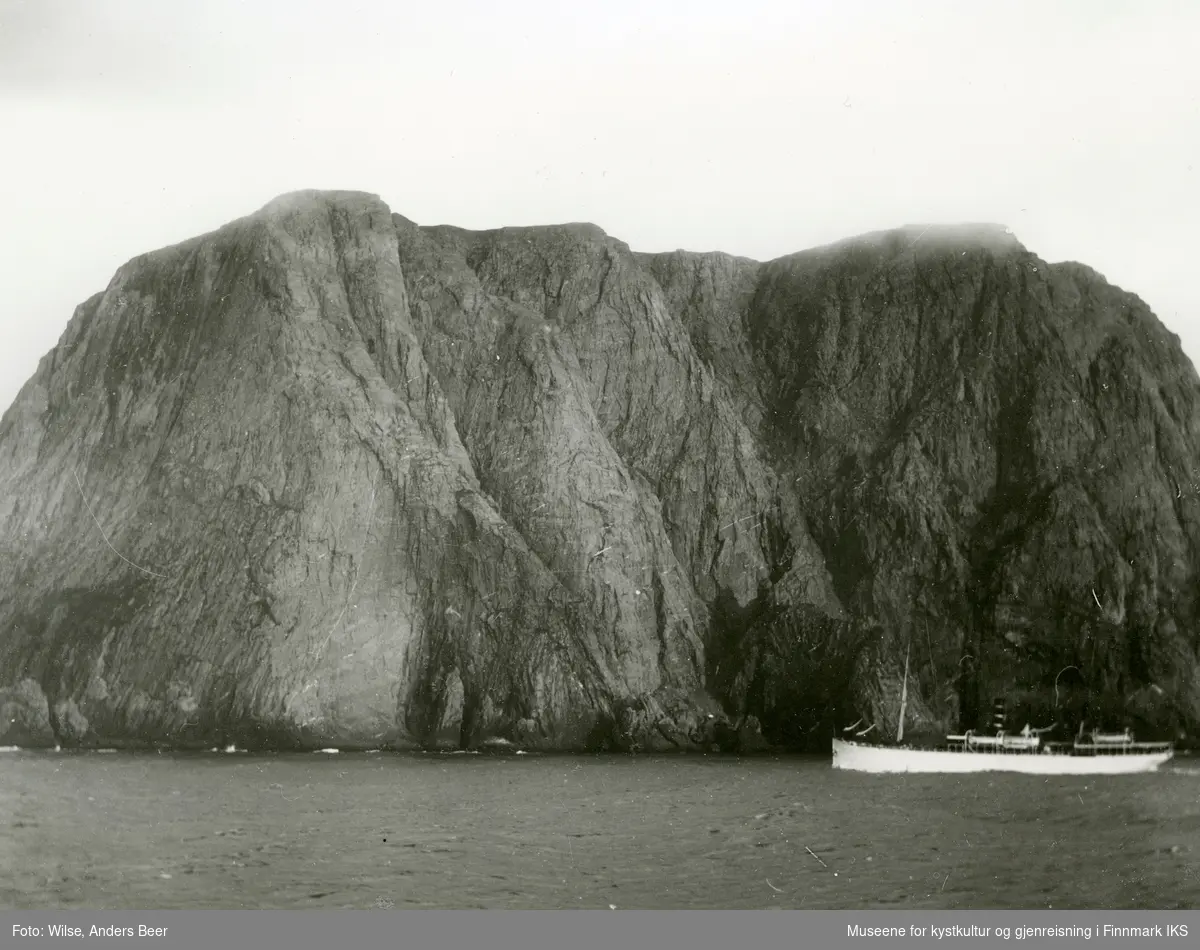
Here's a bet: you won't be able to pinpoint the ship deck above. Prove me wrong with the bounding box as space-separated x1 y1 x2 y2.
843 741 1176 756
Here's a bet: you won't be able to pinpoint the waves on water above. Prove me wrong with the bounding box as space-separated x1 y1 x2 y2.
3 753 1197 909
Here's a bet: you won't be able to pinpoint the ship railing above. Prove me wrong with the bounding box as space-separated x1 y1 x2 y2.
945 731 1041 753
1064 740 1174 755
938 735 1174 755
840 737 1173 755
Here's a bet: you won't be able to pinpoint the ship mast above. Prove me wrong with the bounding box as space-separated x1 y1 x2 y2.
896 639 911 743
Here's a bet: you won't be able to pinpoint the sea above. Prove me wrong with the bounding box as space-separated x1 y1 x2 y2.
3 750 1198 909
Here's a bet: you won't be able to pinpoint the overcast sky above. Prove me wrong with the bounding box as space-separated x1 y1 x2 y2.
1 0 1197 413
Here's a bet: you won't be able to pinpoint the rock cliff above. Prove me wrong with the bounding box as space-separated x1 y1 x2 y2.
2 194 1197 750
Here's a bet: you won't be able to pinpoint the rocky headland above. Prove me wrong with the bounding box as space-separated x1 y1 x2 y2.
2 192 1197 753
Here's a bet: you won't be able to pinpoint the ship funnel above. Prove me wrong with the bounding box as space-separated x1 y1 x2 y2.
991 698 1007 733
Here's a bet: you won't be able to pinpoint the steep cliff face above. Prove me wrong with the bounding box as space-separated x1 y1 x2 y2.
668 226 1200 738
1 196 1197 750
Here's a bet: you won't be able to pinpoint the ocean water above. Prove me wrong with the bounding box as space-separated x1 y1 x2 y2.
2 750 1198 909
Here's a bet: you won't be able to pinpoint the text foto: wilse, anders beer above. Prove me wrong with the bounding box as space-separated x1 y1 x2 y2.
12 925 171 938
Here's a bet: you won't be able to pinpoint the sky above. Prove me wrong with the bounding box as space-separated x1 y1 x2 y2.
0 0 1197 414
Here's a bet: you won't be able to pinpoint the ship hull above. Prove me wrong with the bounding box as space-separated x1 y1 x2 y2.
831 738 1174 775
